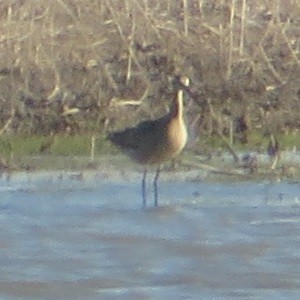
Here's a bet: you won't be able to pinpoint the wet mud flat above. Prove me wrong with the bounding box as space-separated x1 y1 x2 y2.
0 167 299 299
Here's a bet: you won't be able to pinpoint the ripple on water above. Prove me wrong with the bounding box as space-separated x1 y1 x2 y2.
0 172 299 299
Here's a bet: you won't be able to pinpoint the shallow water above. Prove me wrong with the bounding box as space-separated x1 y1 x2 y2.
0 171 299 299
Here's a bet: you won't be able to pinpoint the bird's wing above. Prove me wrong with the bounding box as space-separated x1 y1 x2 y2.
108 118 165 151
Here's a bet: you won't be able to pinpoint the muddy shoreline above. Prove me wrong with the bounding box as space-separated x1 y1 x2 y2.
1 150 299 184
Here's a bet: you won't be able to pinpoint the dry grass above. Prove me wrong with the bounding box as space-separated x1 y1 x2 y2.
0 0 299 142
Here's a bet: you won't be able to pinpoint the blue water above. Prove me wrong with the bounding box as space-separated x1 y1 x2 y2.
0 171 299 299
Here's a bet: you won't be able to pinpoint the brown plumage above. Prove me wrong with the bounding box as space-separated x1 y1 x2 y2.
108 79 189 207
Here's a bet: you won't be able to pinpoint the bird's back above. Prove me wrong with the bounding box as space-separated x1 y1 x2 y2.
108 116 172 164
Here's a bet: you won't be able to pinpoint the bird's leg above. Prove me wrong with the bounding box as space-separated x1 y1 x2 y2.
142 168 148 208
153 166 161 207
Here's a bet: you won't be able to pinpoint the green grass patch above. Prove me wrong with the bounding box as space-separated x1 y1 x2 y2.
51 135 91 156
0 134 115 159
0 135 44 157
279 132 300 149
196 131 300 152
0 131 298 171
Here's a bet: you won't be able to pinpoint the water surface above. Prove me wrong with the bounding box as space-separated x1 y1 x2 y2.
0 171 299 299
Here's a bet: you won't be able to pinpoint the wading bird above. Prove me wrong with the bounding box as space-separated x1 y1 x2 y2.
108 76 190 207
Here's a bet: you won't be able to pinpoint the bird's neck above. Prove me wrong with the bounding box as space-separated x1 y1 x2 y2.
170 90 184 120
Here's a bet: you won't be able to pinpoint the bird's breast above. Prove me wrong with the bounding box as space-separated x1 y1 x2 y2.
167 118 187 155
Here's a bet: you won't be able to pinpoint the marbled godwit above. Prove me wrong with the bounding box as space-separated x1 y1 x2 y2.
108 77 189 207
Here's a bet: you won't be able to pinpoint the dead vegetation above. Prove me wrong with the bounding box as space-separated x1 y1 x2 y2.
0 0 299 144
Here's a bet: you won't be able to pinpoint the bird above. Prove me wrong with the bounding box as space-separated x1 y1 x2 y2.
107 76 190 207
